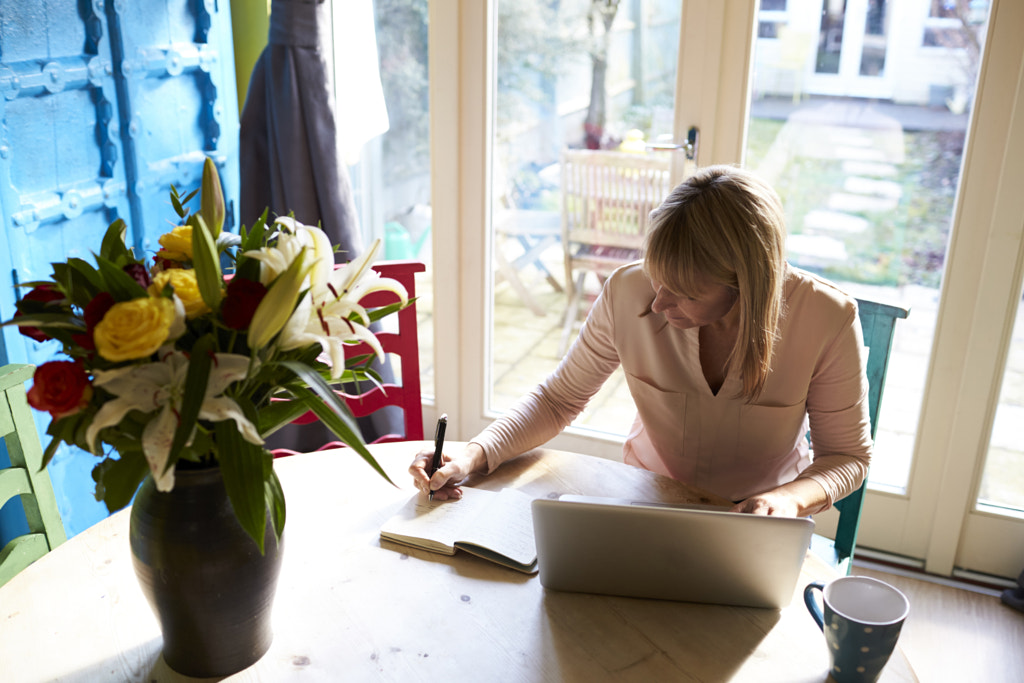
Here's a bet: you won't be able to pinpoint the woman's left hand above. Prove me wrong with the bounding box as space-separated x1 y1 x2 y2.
730 478 830 517
730 492 800 517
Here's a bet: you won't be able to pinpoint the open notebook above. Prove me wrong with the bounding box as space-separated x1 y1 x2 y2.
532 495 815 608
380 487 537 574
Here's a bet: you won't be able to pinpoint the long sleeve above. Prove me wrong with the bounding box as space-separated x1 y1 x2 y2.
471 281 624 473
472 262 872 505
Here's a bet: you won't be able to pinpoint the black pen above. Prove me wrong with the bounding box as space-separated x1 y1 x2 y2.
428 414 447 501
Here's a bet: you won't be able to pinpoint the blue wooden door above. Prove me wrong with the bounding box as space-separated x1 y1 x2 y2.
0 0 239 539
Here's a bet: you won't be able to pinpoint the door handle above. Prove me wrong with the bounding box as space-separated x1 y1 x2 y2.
646 126 699 161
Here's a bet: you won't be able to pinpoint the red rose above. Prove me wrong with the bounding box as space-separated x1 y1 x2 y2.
153 250 183 272
27 361 93 419
122 263 151 289
16 285 65 342
68 292 117 353
222 277 268 330
84 292 116 331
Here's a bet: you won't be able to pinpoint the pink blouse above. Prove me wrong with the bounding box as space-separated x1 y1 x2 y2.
472 262 872 506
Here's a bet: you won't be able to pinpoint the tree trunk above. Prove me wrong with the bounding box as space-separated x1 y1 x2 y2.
584 0 619 149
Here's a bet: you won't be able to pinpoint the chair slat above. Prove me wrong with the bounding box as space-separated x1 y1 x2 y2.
559 148 672 355
274 261 426 454
812 298 910 574
0 363 67 588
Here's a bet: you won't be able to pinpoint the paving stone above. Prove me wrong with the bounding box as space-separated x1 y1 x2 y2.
827 191 899 213
786 233 848 261
834 145 890 162
842 160 899 177
845 176 904 199
803 209 869 234
828 132 875 147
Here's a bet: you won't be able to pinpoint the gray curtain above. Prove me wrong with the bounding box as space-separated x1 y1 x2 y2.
240 0 401 449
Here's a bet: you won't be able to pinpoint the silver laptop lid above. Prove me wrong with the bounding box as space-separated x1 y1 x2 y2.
532 496 815 609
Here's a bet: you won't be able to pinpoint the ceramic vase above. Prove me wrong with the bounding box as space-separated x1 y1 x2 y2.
129 463 284 677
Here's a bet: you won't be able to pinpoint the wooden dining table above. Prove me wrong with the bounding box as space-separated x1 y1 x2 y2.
0 441 918 682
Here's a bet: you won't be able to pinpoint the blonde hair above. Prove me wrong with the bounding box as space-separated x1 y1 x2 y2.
642 165 786 400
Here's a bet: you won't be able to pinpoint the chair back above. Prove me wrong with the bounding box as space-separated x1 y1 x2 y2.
0 364 66 587
339 260 426 444
823 298 909 572
561 148 671 276
283 260 426 452
558 148 671 353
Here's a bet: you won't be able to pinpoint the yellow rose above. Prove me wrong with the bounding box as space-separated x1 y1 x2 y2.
149 269 211 319
157 225 193 261
94 298 175 362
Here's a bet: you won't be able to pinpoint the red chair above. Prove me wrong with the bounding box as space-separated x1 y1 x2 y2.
274 260 426 455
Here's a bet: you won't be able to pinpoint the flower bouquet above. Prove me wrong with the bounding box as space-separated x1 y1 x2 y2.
4 158 407 552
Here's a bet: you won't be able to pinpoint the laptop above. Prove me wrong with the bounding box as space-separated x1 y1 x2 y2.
531 495 815 609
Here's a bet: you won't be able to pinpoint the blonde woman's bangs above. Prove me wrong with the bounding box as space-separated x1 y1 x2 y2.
644 201 738 297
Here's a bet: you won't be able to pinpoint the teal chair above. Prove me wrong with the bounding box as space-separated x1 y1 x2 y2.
0 364 67 587
812 299 909 574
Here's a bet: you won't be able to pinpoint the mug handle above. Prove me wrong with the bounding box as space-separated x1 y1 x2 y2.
803 581 827 632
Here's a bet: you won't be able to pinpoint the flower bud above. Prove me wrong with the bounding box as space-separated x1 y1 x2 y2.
200 157 225 238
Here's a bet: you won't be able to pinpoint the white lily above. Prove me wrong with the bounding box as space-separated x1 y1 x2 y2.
84 346 263 491
276 237 408 379
243 216 335 288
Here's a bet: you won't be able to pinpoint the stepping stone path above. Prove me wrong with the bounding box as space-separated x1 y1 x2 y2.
754 101 905 266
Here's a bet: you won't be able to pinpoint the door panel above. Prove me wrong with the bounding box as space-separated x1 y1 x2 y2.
107 0 240 253
0 0 239 539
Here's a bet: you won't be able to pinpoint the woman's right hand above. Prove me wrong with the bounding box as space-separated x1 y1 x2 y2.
409 442 488 501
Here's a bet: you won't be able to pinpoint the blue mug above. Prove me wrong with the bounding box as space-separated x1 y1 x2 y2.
804 576 909 683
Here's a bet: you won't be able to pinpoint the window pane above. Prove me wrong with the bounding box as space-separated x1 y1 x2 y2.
815 1 845 75
342 0 434 399
748 0 991 492
859 0 887 77
490 0 680 435
978 293 1024 512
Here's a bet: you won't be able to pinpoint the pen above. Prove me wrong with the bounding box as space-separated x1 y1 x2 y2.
428 414 447 501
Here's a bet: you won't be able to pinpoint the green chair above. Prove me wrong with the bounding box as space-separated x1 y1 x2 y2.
812 298 909 575
0 364 66 587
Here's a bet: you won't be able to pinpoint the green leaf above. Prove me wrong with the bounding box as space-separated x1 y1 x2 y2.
99 219 133 264
65 257 105 293
191 215 224 312
40 436 62 470
276 360 395 487
256 398 313 437
53 260 101 307
94 255 148 301
264 469 286 541
92 455 150 513
168 334 215 464
215 421 271 553
170 191 185 219
363 301 406 323
240 208 270 252
0 312 83 330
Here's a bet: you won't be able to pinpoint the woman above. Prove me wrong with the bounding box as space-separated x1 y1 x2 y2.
412 165 871 517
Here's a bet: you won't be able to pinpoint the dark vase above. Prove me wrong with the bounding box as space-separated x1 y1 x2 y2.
129 463 284 677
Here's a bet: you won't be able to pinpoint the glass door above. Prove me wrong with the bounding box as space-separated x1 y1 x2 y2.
450 0 754 458
436 0 1023 580
747 0 1024 580
806 0 894 98
487 0 686 451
